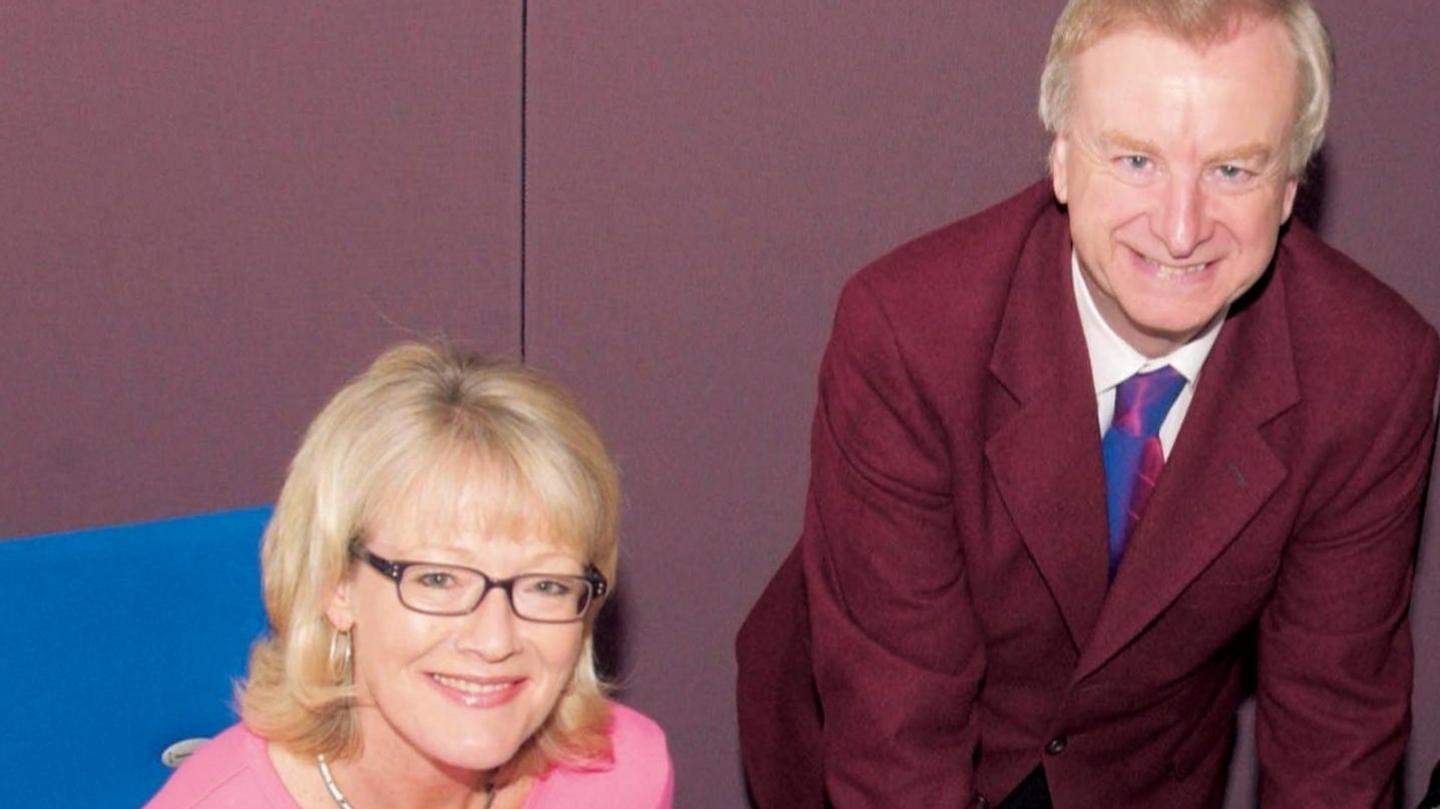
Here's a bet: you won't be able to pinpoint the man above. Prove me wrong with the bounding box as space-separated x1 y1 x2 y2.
736 1 1440 807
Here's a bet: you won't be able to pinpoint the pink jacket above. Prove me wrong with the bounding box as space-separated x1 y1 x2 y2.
147 702 673 808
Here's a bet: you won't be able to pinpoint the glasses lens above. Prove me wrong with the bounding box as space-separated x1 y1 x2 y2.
511 574 592 622
398 564 486 614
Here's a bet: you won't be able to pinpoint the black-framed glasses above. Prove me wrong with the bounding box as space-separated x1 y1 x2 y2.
351 543 608 623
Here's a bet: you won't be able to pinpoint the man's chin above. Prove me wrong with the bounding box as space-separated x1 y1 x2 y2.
1103 301 1213 355
1131 317 1212 352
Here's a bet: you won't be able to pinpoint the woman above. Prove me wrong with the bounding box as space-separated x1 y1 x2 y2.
149 342 673 808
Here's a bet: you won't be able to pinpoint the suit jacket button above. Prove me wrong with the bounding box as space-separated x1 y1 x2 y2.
1045 735 1068 755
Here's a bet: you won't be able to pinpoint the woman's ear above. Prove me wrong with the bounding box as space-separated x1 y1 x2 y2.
325 576 356 632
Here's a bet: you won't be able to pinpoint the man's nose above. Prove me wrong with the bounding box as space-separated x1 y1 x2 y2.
455 586 521 660
1155 176 1208 259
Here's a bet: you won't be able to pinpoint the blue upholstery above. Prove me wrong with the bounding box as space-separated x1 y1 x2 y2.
0 507 271 807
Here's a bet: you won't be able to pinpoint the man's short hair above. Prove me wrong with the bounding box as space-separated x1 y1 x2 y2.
1038 0 1333 178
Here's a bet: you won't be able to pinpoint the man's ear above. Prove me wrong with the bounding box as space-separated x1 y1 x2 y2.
1050 135 1070 204
1281 176 1299 224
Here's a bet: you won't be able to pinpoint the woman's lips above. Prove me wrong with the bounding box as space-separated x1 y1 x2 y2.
428 672 526 708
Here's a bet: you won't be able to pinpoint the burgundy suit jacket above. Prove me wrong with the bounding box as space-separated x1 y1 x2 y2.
737 181 1440 808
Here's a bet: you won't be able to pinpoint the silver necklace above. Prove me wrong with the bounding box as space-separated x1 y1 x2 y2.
316 754 495 809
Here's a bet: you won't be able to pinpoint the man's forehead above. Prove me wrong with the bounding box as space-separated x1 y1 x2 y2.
1063 19 1299 166
1077 14 1289 64
1071 20 1299 106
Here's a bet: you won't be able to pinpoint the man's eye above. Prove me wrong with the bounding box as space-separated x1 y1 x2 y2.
1117 155 1151 172
524 577 575 598
1215 164 1252 182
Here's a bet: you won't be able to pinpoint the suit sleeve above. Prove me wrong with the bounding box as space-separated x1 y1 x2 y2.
803 276 988 806
1255 327 1440 807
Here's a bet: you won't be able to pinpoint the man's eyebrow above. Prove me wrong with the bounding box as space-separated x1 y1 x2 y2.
1099 131 1161 154
1097 132 1277 167
1206 143 1273 165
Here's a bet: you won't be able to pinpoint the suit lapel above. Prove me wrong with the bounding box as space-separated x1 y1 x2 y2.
985 209 1110 653
1074 264 1299 682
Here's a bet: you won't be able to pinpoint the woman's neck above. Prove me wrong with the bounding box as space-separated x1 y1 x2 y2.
270 740 499 809
324 732 492 809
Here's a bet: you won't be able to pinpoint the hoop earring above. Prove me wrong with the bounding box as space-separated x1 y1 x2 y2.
328 627 352 683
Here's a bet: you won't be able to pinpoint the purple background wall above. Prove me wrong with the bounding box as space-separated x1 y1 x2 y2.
0 1 522 537
4 2 1438 806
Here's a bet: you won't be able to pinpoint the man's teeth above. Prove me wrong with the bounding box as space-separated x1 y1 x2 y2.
1146 259 1208 278
433 674 512 694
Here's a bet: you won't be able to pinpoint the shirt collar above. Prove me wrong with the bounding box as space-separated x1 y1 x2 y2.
1071 250 1226 395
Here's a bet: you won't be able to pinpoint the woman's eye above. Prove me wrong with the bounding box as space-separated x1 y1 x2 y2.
416 571 457 589
526 578 575 598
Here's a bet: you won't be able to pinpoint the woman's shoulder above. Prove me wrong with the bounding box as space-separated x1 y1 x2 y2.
144 723 297 809
530 702 674 808
606 702 670 768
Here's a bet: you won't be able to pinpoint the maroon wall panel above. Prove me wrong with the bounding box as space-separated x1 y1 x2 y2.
0 2 521 537
526 4 1054 805
527 2 1440 806
1308 2 1440 800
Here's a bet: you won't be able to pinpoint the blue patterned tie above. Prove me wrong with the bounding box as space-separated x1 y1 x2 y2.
1102 366 1185 581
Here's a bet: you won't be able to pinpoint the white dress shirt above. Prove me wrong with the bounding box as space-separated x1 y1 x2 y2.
1071 252 1226 458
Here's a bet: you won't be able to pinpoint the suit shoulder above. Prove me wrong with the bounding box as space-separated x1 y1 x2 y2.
1280 223 1438 367
834 180 1064 343
848 180 1057 301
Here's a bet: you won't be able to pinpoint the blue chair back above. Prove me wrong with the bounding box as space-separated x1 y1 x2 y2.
0 507 271 807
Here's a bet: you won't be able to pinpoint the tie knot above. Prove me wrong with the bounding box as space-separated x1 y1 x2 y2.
1112 365 1185 438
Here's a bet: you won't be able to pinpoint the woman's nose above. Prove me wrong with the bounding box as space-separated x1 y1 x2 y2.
454 585 521 660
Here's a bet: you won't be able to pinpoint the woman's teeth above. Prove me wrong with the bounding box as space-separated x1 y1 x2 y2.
433 674 512 693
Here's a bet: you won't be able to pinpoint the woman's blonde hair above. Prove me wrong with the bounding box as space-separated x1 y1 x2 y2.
1038 0 1333 178
239 341 621 782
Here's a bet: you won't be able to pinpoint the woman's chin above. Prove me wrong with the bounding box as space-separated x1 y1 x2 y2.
423 734 530 775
